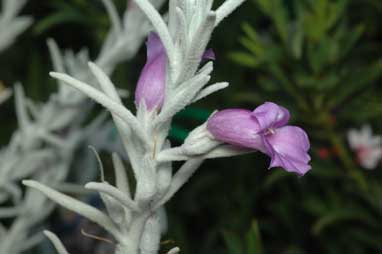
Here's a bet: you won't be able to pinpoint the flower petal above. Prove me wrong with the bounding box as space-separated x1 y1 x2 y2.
251 102 290 131
347 129 361 150
202 49 215 61
264 126 311 175
135 33 166 110
357 146 382 169
269 151 311 176
146 32 165 61
207 109 267 153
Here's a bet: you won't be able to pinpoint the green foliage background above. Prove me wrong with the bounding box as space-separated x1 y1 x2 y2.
1 0 381 253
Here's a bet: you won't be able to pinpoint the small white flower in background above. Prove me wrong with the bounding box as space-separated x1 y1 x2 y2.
347 125 382 169
0 82 12 104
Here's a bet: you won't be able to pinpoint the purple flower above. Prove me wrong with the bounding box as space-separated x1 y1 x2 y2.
135 33 167 111
202 49 216 61
207 102 311 175
135 34 216 111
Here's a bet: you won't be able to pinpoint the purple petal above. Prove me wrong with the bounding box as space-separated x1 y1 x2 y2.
146 33 165 61
251 102 290 131
264 126 311 175
135 33 166 110
202 49 215 61
207 109 267 153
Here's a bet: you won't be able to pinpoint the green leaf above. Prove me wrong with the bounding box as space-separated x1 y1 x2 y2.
312 209 371 235
223 231 243 254
256 0 273 14
308 160 341 179
246 220 263 254
303 196 330 217
289 22 304 59
256 0 289 43
229 52 260 68
241 22 259 42
262 170 290 190
239 37 264 57
327 60 382 109
349 230 382 248
326 0 348 30
306 37 332 74
271 2 289 44
339 91 382 122
340 24 364 58
34 10 90 35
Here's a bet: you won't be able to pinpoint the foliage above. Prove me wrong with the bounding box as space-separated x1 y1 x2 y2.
223 220 263 254
223 0 382 253
0 0 381 254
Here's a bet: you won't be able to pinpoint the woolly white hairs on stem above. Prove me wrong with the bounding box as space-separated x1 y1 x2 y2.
23 0 249 254
0 0 165 253
0 0 32 52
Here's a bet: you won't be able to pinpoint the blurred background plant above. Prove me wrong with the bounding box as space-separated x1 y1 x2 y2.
0 0 163 253
0 0 381 253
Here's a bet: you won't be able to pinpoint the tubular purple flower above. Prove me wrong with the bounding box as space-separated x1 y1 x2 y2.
135 33 167 111
207 102 311 176
135 34 216 111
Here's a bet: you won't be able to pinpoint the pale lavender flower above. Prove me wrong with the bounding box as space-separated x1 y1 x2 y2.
207 102 311 175
135 33 167 111
135 33 215 111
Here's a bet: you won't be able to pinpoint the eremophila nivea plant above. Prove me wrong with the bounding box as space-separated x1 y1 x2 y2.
1 1 165 252
23 0 311 253
0 0 32 53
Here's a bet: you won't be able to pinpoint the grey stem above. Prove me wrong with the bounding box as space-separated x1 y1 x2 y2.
116 213 151 254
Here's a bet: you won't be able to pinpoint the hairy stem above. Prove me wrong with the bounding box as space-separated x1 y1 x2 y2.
116 213 151 254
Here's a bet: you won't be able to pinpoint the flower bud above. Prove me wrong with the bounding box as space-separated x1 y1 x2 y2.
135 33 166 111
